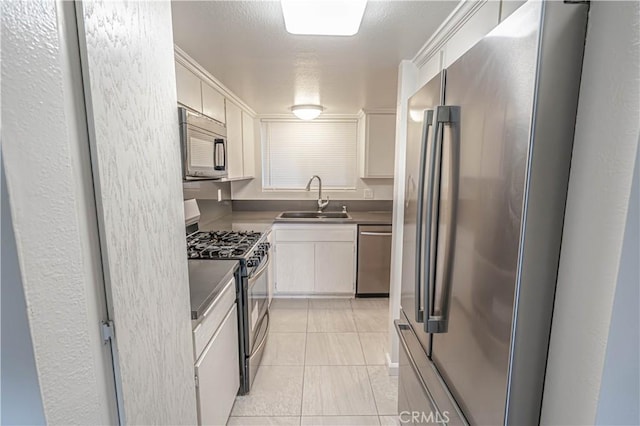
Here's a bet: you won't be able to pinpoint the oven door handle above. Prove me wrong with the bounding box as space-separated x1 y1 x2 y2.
248 252 270 283
249 311 269 357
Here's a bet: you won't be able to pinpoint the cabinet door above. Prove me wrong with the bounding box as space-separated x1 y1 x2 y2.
267 231 275 305
275 242 314 294
195 304 239 426
201 82 226 124
314 242 355 294
175 62 202 112
242 111 255 178
365 114 396 177
226 101 244 179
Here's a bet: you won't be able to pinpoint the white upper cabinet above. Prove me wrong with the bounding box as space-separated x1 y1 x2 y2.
226 101 243 179
201 82 226 124
361 112 396 178
175 50 255 180
175 61 202 112
242 111 255 178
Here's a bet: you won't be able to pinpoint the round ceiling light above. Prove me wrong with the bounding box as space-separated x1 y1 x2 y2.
291 104 324 120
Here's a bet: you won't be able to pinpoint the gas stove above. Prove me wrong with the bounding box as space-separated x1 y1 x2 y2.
183 200 271 396
187 230 263 260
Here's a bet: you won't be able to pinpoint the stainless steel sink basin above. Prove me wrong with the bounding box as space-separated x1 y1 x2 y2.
277 211 351 220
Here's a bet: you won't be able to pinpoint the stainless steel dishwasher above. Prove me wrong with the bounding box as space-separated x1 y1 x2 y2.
356 225 392 296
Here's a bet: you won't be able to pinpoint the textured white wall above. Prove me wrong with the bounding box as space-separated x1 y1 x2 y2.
1 1 117 423
541 3 640 424
77 1 197 423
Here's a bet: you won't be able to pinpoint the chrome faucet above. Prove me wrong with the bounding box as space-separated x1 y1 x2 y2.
305 175 329 212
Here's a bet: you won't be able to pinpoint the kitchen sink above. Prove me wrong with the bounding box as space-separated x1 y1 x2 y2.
277 211 351 220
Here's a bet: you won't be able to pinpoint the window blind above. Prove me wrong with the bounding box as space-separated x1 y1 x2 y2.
263 120 358 190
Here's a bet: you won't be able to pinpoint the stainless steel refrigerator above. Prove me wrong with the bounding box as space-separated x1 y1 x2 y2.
396 2 589 424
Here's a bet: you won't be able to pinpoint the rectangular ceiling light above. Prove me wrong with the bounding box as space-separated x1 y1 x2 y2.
281 0 367 36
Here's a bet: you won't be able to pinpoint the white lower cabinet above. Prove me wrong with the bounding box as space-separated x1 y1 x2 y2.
194 304 239 426
275 242 315 294
274 224 356 295
314 242 355 293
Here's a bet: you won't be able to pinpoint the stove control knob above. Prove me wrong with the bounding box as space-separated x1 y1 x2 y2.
248 256 260 267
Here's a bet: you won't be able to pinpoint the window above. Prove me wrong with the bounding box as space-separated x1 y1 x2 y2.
262 120 358 190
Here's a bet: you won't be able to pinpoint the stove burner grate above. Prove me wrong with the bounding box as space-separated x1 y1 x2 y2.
186 230 261 259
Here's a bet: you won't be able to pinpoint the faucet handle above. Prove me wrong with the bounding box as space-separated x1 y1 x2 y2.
342 205 347 213
317 196 330 212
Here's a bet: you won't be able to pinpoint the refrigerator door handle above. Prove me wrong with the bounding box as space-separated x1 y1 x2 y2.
415 109 434 324
425 105 460 334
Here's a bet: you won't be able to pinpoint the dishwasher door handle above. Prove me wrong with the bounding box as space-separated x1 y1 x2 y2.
360 232 392 237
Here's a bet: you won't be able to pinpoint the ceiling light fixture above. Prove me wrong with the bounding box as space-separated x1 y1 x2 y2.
291 104 324 120
281 0 367 36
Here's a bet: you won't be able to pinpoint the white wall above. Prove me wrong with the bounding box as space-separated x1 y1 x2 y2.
1 1 117 422
387 60 418 369
76 1 197 423
541 3 640 423
1 157 46 425
595 144 639 425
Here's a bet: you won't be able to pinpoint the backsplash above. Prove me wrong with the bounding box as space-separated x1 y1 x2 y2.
231 199 393 212
196 199 232 223
183 180 232 200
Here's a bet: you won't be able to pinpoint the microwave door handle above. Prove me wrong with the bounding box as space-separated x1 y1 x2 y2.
214 139 226 171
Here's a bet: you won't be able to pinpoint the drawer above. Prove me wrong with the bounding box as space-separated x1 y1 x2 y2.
275 225 355 242
193 277 236 359
195 304 239 426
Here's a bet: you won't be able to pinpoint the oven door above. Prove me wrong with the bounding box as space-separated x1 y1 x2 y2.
246 253 270 387
182 124 228 180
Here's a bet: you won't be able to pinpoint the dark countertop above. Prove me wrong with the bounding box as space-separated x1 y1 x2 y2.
188 259 238 320
199 210 393 233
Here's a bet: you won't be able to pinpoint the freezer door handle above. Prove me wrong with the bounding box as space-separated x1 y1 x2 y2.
424 105 460 334
415 109 434 324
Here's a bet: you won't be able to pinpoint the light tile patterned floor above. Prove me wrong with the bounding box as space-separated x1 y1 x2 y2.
228 298 399 426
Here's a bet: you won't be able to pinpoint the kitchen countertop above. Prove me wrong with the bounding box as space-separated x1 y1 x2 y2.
188 259 238 320
199 210 392 232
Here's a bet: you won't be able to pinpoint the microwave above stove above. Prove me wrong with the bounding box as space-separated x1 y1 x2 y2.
179 107 228 180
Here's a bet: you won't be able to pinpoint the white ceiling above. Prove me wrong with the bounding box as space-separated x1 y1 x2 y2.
171 1 456 115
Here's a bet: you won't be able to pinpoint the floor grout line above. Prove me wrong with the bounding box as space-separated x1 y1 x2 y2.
355 311 382 418
233 298 391 423
299 299 309 422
